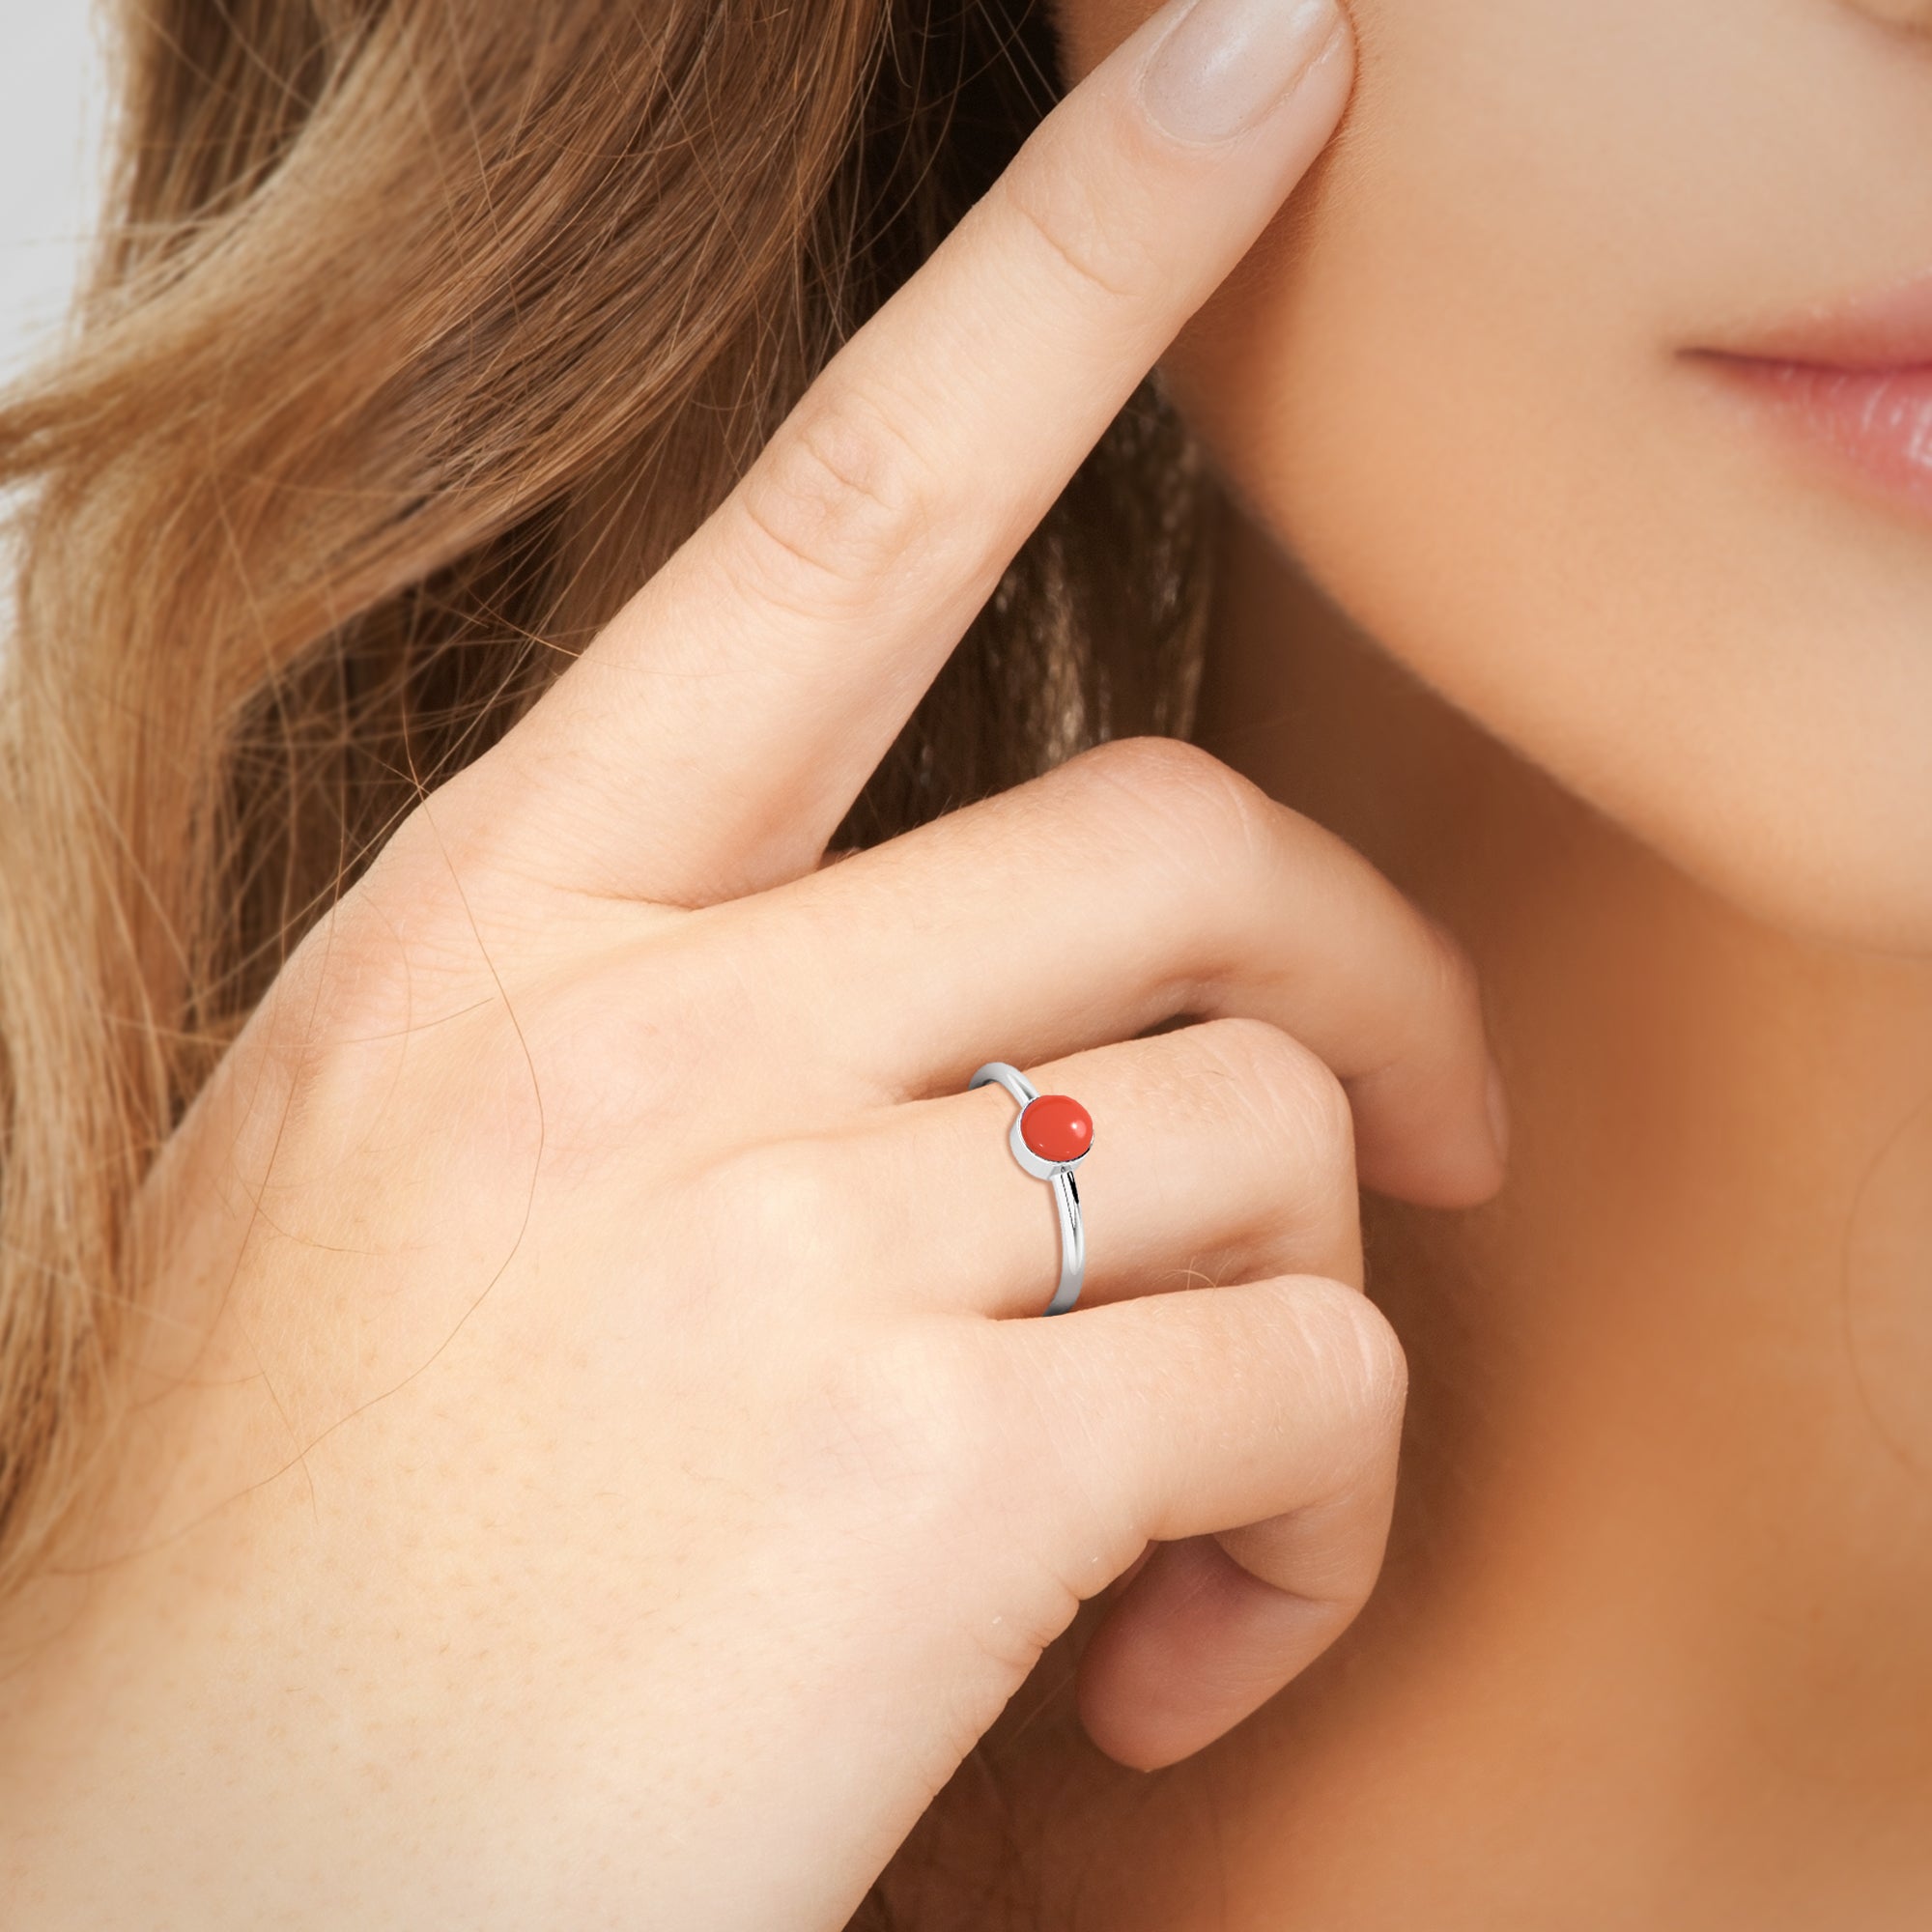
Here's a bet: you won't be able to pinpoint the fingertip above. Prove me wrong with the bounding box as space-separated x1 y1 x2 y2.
1357 1143 1508 1211
1136 0 1352 151
1349 1062 1510 1210
1074 1536 1332 1772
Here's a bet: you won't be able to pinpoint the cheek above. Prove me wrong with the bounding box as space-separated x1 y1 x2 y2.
1160 0 1932 952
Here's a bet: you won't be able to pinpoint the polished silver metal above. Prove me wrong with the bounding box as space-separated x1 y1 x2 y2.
969 1061 1089 1317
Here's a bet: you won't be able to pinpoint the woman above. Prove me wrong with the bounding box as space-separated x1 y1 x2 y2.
0 0 1926 1920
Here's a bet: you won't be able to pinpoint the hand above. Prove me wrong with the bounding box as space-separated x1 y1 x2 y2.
0 1 1504 1925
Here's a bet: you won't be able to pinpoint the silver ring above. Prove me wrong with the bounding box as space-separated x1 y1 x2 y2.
969 1062 1092 1316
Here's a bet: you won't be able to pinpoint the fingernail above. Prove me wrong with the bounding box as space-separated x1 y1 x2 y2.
1485 1057 1512 1169
1142 0 1346 146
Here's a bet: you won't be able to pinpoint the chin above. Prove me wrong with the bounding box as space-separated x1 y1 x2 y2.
1131 0 1932 968
1677 811 1932 961
1166 336 1932 966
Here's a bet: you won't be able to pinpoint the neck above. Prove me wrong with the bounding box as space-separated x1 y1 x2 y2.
1183 508 1932 1914
897 511 1932 1929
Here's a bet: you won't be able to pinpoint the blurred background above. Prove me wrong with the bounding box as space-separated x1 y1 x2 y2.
0 12 105 384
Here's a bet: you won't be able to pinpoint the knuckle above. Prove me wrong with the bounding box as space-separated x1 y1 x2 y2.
733 387 933 606
787 1321 1024 1523
535 948 729 1146
1277 1275 1409 1446
786 1328 1080 1689
695 1139 853 1294
994 161 1154 305
1191 1017 1356 1174
1066 736 1277 867
1071 731 1234 800
252 894 431 1082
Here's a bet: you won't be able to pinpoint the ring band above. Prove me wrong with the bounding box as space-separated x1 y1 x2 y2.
969 1062 1093 1316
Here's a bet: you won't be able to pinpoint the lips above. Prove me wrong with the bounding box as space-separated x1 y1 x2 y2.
1692 354 1932 514
1684 267 1932 516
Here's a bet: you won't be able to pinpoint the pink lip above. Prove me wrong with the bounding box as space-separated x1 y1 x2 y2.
1689 269 1932 519
1693 356 1932 516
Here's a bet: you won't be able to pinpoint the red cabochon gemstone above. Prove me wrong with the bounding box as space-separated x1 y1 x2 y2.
1020 1094 1094 1164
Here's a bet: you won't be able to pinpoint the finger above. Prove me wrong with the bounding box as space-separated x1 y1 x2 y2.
1077 1520 1378 1771
724 1018 1362 1321
455 0 1354 905
742 737 1504 1208
999 1272 1405 1770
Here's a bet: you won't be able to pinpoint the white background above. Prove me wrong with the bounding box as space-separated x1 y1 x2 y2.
0 10 107 383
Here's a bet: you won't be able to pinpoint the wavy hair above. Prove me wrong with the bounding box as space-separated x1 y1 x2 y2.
0 0 1208 1641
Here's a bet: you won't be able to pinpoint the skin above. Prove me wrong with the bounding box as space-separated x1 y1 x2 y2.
2 7 1490 1927
1 1 1927 1927
1146 0 1932 956
869 0 1932 1924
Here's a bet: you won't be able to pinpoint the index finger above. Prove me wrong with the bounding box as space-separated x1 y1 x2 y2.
457 0 1354 906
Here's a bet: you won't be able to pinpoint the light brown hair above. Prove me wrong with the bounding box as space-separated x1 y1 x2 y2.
0 0 1208 1618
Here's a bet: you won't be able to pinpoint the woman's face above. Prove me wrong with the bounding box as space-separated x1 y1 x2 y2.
1056 0 1932 952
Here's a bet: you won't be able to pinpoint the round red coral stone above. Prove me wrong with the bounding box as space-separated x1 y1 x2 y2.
1020 1094 1093 1165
